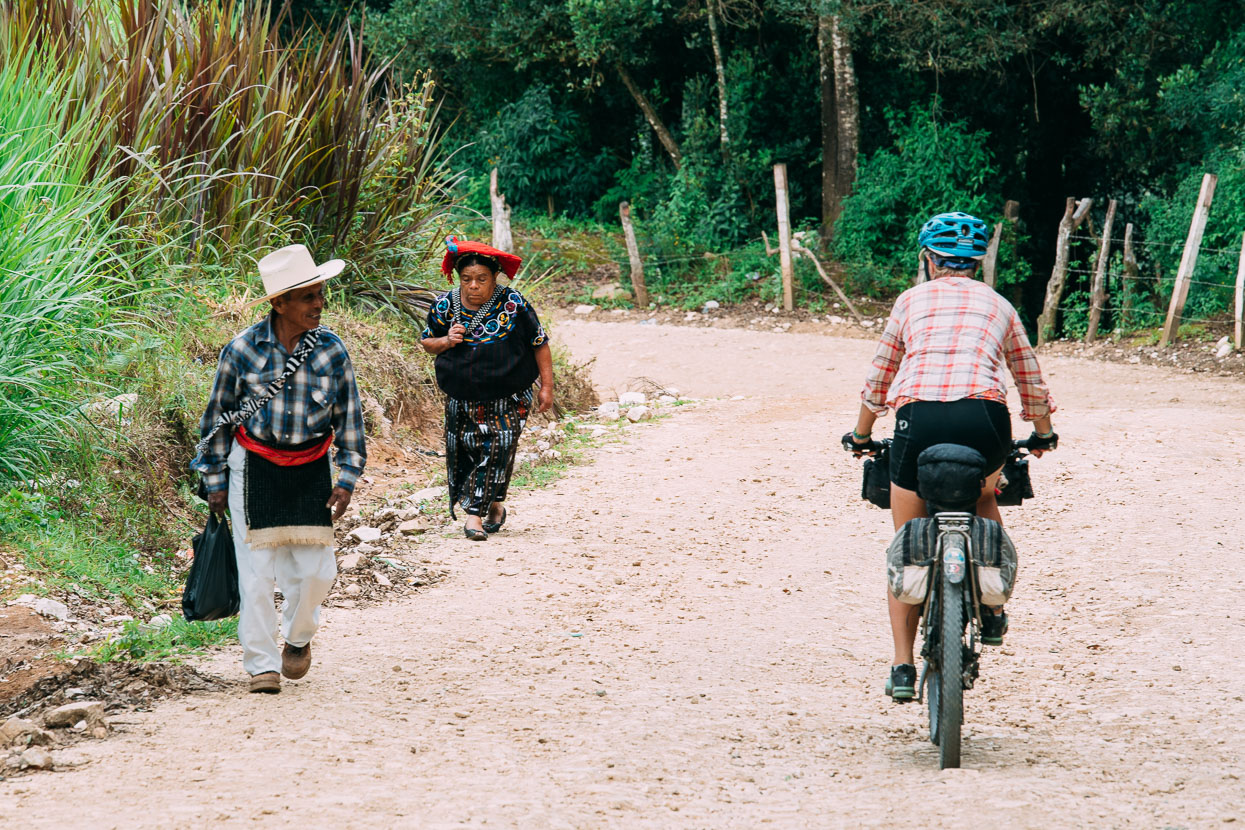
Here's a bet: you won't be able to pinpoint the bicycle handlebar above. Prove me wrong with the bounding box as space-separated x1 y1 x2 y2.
844 433 1055 457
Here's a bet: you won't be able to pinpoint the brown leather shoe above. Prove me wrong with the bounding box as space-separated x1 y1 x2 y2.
282 642 312 679
249 671 281 694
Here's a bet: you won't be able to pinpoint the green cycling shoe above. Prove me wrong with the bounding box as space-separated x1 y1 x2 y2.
885 663 917 702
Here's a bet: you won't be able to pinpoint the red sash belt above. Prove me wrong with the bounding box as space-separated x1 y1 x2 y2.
236 425 332 467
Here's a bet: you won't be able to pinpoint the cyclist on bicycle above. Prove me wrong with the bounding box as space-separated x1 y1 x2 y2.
845 211 1058 701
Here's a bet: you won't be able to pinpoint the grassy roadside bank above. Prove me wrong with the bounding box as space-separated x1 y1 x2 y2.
0 294 598 658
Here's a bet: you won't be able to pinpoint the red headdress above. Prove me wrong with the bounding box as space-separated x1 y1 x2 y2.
440 237 522 284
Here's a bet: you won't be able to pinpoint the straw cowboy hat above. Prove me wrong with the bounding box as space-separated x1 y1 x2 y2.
248 244 346 306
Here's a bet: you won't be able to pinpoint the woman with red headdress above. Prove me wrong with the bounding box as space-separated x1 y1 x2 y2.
421 238 554 540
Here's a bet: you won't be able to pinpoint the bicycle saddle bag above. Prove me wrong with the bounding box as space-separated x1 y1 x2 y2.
917 443 986 513
861 443 891 509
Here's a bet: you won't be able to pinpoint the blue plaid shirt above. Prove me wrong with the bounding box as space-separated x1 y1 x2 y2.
191 315 367 494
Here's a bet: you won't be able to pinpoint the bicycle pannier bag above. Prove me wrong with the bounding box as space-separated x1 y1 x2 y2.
969 517 1018 606
886 518 938 604
861 443 891 509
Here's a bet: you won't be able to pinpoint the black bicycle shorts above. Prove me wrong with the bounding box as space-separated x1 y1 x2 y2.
889 399 1012 492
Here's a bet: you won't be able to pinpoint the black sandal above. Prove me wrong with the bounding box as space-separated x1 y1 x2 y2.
463 525 488 542
482 506 507 534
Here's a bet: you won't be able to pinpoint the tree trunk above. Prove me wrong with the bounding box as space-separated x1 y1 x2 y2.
615 63 681 170
1121 223 1139 328
489 168 513 253
831 15 859 215
817 14 837 240
817 15 859 239
1037 197 1092 347
706 0 730 158
981 222 1003 289
1084 198 1118 343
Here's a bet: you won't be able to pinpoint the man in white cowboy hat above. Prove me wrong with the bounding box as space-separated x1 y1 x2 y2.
191 244 366 694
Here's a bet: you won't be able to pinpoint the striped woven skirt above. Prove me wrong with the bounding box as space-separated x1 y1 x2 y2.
444 389 532 518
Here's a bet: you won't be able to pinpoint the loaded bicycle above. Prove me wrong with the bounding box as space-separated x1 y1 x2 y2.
846 434 1048 769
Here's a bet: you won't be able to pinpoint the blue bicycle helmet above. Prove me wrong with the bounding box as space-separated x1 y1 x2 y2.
918 212 989 260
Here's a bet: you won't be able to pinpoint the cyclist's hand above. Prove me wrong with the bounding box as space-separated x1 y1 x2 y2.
1027 430 1058 457
841 431 875 457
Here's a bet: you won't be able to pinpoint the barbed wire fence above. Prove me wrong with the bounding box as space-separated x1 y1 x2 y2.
1059 226 1243 338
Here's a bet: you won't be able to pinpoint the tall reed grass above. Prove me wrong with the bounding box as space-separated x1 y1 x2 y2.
0 45 134 483
1 0 455 287
0 0 458 483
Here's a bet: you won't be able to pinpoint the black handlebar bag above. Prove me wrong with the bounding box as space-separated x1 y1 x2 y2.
861 443 892 509
994 452 1034 506
182 513 241 621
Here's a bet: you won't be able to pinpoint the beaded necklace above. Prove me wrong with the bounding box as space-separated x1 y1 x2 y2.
451 284 506 338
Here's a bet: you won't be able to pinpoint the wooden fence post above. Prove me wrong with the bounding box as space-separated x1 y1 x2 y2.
1160 172 1217 347
618 202 649 308
982 222 1003 289
1085 198 1118 342
490 168 513 253
1121 223 1139 327
773 163 795 311
1235 230 1245 351
1037 197 1092 347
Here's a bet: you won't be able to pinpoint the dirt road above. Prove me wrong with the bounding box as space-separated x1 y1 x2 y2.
5 320 1245 827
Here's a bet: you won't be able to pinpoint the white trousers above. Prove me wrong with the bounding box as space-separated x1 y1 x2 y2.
227 441 337 676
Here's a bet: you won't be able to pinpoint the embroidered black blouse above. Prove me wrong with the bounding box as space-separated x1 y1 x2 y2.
422 286 548 402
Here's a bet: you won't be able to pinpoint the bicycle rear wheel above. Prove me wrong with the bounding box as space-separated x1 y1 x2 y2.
937 545 965 769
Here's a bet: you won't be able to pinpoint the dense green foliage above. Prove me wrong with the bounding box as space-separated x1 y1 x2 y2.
833 103 997 296
284 0 1245 328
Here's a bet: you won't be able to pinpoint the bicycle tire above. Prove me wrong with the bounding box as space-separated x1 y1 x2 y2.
938 537 965 769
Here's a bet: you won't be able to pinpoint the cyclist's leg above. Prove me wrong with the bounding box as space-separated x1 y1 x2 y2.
976 469 1003 524
976 467 1008 635
889 483 926 665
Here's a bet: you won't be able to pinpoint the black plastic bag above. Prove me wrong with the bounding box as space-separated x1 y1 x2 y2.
182 512 240 621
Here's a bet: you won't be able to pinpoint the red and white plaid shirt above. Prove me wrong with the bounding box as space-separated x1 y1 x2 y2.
862 277 1055 421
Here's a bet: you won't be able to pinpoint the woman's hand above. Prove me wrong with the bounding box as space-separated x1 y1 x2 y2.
446 324 466 347
842 431 877 457
207 491 227 516
536 384 554 413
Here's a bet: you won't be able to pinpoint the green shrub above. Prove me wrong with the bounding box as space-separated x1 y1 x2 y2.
1139 145 1245 321
833 101 998 296
477 84 610 217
